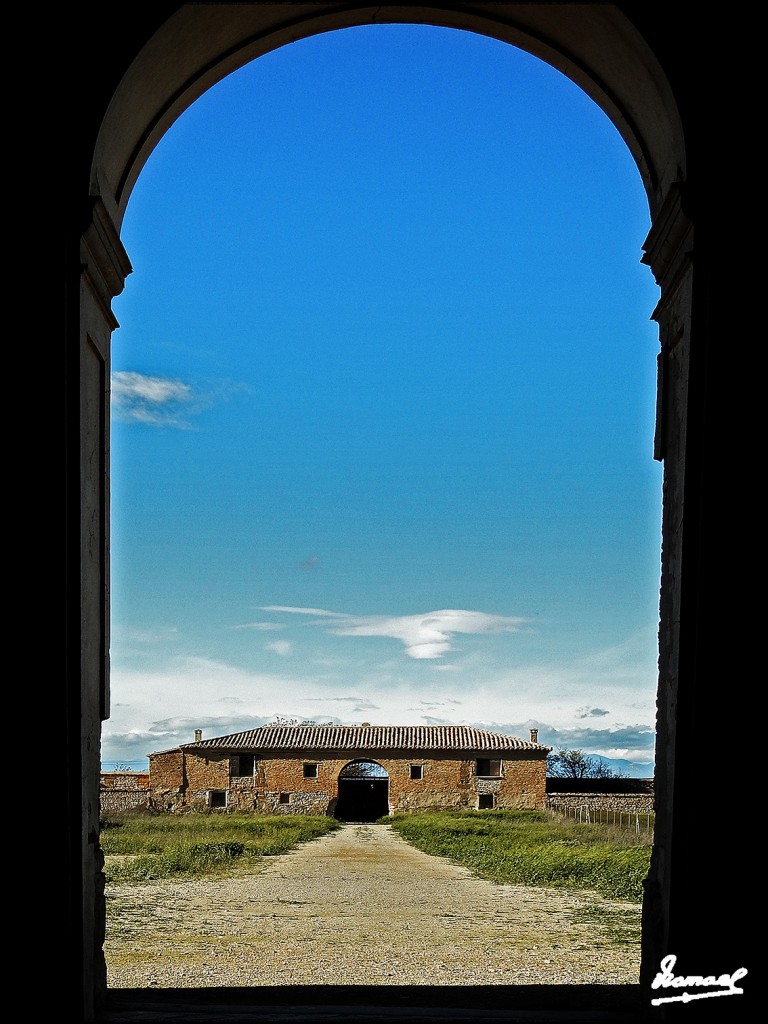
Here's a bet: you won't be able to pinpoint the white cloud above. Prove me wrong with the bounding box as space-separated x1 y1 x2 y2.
258 606 529 659
111 371 249 427
266 640 293 656
111 371 196 426
103 629 657 766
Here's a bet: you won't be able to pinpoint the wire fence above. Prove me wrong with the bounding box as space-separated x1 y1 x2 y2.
546 800 655 836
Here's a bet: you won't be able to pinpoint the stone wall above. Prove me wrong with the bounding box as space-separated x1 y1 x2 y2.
147 749 548 814
546 793 655 814
99 772 150 813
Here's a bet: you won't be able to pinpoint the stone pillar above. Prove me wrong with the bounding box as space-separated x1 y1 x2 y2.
639 182 693 989
77 197 132 1017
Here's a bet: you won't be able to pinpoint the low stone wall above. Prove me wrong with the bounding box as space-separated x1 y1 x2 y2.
546 793 654 814
100 772 150 813
101 789 150 812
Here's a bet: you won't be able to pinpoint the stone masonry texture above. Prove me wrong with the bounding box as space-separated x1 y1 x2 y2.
147 749 548 815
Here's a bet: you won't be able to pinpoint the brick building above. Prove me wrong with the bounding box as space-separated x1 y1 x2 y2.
148 724 551 820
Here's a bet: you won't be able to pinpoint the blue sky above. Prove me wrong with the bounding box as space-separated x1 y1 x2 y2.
105 24 662 775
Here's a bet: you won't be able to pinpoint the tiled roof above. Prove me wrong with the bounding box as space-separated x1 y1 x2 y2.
179 725 550 753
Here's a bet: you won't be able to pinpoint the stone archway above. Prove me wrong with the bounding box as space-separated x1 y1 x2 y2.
65 6 743 1021
337 760 390 822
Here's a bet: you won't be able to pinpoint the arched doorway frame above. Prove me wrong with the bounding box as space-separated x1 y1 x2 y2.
69 5 720 1021
337 759 391 821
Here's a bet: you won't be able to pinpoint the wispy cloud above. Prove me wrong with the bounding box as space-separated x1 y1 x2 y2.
113 626 179 645
266 640 293 656
111 371 248 427
261 606 348 618
304 696 376 705
408 699 462 710
111 371 196 427
577 706 610 718
233 622 286 632
258 606 529 659
302 697 381 711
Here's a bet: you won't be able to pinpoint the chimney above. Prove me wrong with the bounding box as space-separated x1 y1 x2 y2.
194 729 202 743
530 728 538 743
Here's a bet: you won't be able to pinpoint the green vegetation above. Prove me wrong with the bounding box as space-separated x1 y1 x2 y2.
569 902 643 945
384 809 651 902
101 811 342 883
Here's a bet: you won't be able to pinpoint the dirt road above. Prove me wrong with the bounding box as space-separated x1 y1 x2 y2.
105 822 641 988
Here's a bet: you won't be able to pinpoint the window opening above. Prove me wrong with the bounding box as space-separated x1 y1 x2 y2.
231 754 256 777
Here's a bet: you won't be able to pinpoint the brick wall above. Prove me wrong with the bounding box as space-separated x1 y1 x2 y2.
148 749 548 814
147 750 185 811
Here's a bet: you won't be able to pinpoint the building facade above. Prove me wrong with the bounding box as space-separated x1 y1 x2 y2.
148 724 550 820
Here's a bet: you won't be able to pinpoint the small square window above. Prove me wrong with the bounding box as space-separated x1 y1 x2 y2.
303 763 318 779
209 790 227 808
476 758 502 778
410 764 424 780
279 792 291 804
478 793 495 810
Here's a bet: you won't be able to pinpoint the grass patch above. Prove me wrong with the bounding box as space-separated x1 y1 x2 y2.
101 811 341 883
569 902 643 945
384 809 651 902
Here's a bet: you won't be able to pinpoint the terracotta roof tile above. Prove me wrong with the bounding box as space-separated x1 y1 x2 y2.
178 724 549 753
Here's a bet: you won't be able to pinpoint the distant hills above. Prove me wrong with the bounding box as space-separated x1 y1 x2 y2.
592 755 655 779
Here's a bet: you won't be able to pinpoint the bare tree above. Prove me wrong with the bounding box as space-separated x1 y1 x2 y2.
546 748 625 779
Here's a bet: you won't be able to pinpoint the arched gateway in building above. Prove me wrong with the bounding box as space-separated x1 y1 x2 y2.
337 760 390 822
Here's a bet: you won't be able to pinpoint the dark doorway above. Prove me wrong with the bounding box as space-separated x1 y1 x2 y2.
336 760 389 822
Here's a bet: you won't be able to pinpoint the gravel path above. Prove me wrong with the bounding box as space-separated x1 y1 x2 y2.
105 822 641 988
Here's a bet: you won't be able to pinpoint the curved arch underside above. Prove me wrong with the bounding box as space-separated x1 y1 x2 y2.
94 4 683 226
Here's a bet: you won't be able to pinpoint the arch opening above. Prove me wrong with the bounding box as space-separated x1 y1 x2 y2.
336 760 390 822
67 6 723 1021
105 14 660 995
